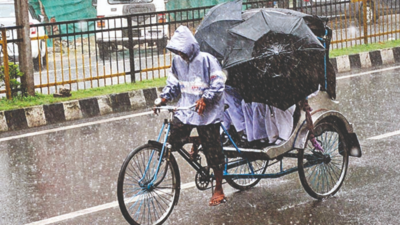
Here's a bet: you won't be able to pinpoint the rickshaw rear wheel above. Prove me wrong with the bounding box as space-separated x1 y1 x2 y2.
117 143 180 225
298 121 349 199
225 158 268 191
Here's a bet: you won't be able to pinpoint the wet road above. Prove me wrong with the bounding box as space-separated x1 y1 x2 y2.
1 64 400 224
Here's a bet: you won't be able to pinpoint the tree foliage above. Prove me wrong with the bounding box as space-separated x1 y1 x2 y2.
0 63 24 97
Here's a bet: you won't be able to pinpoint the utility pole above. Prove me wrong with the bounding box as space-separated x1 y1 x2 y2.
14 0 35 96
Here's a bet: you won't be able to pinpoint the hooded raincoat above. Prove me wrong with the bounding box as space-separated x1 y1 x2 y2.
160 26 226 126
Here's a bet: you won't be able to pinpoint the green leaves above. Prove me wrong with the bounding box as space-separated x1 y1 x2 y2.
0 63 24 97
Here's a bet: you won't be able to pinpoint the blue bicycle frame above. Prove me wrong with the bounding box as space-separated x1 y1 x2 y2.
140 109 309 189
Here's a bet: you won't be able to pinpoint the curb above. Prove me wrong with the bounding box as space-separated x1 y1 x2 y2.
330 46 400 73
0 87 163 133
1 47 400 133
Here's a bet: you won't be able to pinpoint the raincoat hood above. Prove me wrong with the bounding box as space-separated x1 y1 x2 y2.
166 26 200 61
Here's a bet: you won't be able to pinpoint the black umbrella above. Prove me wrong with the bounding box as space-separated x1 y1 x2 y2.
194 0 243 60
239 8 337 100
224 9 328 110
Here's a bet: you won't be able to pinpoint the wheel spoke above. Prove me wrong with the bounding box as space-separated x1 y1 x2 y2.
327 162 341 180
326 163 337 188
123 187 142 196
326 134 338 154
322 164 331 193
306 164 319 182
149 192 160 223
313 165 323 192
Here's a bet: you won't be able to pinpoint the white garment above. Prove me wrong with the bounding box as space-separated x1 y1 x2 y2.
251 102 268 141
242 101 254 141
222 86 246 132
242 101 268 142
265 105 296 144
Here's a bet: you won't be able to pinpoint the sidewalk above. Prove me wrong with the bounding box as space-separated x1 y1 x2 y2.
1 46 400 133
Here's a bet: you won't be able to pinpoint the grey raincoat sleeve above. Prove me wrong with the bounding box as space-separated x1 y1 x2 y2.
201 58 226 103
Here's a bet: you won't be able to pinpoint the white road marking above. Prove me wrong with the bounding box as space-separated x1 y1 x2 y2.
367 130 400 140
25 182 196 225
0 111 154 143
337 65 400 80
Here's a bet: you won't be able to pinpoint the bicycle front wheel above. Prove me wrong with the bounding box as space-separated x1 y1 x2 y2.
117 143 180 225
298 121 349 199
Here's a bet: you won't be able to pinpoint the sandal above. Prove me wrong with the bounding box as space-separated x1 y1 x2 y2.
209 194 227 206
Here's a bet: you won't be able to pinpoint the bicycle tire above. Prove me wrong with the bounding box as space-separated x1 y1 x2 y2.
298 121 349 199
225 158 268 191
117 143 180 225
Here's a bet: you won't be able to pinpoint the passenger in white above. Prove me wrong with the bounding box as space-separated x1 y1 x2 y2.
222 85 246 134
245 102 268 142
265 105 296 145
241 101 253 142
265 87 320 145
242 101 269 147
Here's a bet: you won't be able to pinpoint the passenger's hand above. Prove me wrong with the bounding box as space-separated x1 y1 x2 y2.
153 98 167 115
195 97 206 115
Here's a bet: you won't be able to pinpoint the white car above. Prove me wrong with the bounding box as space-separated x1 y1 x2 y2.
0 0 46 71
93 0 169 59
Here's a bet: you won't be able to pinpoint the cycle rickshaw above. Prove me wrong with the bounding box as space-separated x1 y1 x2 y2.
116 3 362 225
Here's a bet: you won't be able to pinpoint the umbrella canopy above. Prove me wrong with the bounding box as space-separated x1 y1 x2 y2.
224 9 329 110
244 8 328 37
194 0 243 60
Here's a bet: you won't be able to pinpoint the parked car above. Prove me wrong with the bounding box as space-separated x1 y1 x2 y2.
295 0 400 25
93 0 169 59
0 0 47 71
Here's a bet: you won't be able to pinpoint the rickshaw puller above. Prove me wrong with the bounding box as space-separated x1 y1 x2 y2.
153 26 227 206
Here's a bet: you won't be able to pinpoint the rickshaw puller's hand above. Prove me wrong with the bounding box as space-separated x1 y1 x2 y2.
195 97 206 115
153 98 167 115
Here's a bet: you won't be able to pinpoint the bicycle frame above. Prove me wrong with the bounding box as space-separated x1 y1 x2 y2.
140 105 313 189
143 94 362 189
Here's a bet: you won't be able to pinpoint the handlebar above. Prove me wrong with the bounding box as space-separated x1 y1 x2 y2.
154 104 196 111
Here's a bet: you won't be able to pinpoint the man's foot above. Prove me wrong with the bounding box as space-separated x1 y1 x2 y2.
209 169 226 206
209 191 226 206
189 145 199 160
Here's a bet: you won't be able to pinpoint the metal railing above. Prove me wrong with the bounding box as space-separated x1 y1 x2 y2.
293 0 400 48
0 26 22 99
0 28 12 99
0 0 399 98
